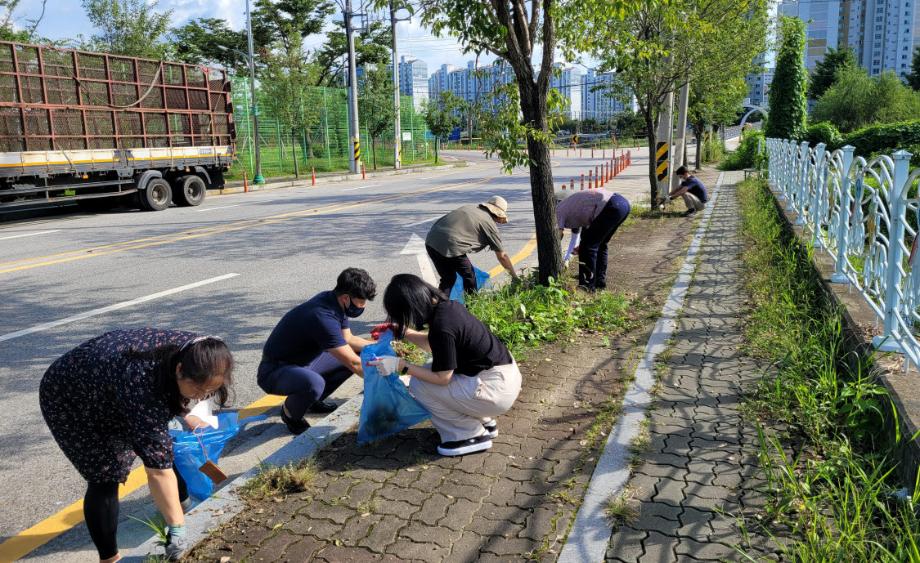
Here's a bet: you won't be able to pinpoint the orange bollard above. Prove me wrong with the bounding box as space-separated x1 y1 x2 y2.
591 147 594 159
595 166 599 187
589 170 594 189
580 173 585 190
311 167 316 186
243 170 249 193
361 164 366 180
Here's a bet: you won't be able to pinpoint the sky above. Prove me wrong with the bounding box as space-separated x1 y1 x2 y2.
11 0 497 74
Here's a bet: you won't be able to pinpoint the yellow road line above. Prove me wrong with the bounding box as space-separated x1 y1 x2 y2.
0 200 541 563
0 176 496 275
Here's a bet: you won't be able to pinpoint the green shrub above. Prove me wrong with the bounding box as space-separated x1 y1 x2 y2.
721 129 765 170
701 131 725 163
839 120 920 165
802 121 842 148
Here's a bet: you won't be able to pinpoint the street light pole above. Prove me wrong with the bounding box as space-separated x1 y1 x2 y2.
390 1 401 170
345 0 361 174
245 0 264 184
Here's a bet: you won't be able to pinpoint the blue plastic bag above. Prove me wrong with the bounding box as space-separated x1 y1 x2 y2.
170 412 266 500
449 267 490 303
357 330 431 445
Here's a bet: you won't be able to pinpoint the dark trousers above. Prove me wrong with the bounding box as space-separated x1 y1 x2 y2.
579 194 631 289
426 244 476 294
257 352 353 420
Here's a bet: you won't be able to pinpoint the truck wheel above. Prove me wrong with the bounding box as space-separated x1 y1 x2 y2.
173 175 207 207
137 178 172 211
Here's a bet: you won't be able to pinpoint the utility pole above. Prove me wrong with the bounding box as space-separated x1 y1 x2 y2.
245 0 264 184
344 0 361 174
672 79 690 192
655 90 674 203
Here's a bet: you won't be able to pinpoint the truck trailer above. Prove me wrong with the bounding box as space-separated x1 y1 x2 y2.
0 41 235 211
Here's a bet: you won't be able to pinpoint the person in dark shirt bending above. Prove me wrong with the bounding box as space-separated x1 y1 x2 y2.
668 165 709 216
369 274 521 457
258 268 377 434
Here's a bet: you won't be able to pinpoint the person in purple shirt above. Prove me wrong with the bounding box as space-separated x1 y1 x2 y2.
668 165 709 216
556 189 631 291
258 268 377 434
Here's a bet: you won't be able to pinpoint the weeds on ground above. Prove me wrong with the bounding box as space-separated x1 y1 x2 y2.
466 275 636 358
239 461 317 500
737 177 920 561
605 486 639 525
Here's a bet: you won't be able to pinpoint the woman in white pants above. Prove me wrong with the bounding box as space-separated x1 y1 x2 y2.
370 274 521 456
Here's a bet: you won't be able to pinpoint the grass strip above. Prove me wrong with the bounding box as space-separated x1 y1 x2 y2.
738 177 920 561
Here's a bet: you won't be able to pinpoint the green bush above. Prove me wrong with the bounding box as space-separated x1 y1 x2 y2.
721 129 765 170
839 120 920 165
813 68 920 133
802 121 842 148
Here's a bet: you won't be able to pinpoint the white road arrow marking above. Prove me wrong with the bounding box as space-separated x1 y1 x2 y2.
400 233 438 285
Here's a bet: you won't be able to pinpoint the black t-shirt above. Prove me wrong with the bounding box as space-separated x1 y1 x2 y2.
429 300 513 375
262 291 348 365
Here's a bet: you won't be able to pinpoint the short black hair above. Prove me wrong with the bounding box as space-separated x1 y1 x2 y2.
334 267 377 300
383 274 446 334
675 165 689 176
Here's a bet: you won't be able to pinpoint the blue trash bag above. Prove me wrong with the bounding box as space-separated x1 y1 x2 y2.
449 267 490 303
170 412 266 500
357 330 431 445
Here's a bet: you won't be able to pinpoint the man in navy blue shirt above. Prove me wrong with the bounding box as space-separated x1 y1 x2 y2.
258 268 377 434
669 166 709 216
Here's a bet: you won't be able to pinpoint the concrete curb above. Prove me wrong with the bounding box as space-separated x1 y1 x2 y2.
214 161 468 196
122 397 364 562
557 172 726 563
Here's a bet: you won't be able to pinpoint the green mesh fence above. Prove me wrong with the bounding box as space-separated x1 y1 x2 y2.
230 78 433 180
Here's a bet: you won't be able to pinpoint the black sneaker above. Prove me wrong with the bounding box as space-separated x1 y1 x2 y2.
308 400 339 414
280 408 311 435
684 208 698 217
483 421 499 439
437 435 493 457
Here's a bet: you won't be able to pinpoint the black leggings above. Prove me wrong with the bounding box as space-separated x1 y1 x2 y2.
83 469 187 559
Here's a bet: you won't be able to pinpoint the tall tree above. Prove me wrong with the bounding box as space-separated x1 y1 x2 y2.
313 21 392 87
594 0 768 204
418 0 632 284
813 67 920 132
359 66 396 170
909 46 920 91
81 0 172 58
422 91 464 163
808 47 856 100
252 0 333 55
765 16 808 140
0 0 46 42
170 18 248 70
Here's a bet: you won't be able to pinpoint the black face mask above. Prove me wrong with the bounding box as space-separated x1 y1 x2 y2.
345 297 365 318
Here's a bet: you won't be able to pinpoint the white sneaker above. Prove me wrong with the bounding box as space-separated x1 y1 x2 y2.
437 435 493 456
483 421 499 439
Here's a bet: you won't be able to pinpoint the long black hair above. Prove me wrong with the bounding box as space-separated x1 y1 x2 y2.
382 274 447 337
136 337 234 416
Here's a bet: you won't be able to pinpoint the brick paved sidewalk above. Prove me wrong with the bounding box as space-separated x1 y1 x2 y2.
605 175 780 562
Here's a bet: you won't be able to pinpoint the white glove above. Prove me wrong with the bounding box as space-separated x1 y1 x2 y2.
372 355 400 376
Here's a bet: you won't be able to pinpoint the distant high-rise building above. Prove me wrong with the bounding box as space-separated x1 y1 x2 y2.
859 0 920 78
428 63 458 100
397 56 429 110
582 69 626 122
550 64 585 119
779 0 844 71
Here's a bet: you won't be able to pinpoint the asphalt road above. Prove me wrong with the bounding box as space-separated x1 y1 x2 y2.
0 149 637 561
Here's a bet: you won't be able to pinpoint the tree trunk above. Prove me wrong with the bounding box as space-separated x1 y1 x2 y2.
305 128 315 160
519 81 562 285
435 137 440 163
644 113 658 206
371 137 377 170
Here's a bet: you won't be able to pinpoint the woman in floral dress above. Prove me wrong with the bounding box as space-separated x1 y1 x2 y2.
39 328 233 562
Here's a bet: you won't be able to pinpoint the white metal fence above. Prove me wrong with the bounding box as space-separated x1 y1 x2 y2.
766 138 920 366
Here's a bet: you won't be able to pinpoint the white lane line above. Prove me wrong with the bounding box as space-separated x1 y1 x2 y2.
0 229 60 241
0 273 240 344
405 216 439 228
193 204 243 213
342 183 380 192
